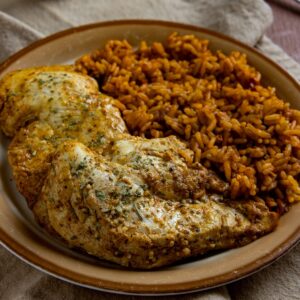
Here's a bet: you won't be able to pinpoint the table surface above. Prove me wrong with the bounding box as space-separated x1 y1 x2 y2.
267 0 300 63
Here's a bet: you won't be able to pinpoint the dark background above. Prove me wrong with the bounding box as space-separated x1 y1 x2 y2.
267 0 300 63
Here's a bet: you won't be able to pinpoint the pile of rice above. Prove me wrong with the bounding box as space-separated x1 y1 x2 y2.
75 32 300 214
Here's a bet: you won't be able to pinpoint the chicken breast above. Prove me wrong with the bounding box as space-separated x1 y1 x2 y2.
0 66 127 206
0 66 278 268
36 141 277 268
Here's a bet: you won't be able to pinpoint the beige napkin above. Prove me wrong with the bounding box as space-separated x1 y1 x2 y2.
0 1 299 299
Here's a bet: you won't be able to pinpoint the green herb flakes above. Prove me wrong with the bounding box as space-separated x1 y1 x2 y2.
76 161 87 172
95 190 106 201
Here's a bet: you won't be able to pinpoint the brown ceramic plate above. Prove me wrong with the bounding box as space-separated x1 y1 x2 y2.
0 20 299 295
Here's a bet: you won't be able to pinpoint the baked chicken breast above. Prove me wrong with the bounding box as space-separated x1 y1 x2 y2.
0 66 127 206
0 66 278 268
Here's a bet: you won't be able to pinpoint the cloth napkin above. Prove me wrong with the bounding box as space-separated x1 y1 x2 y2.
0 1 299 299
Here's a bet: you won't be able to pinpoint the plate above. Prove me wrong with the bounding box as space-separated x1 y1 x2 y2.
0 20 299 295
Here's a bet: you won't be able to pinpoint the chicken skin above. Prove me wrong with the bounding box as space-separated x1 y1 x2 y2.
0 66 278 268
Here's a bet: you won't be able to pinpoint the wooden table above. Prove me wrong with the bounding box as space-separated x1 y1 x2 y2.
267 0 300 63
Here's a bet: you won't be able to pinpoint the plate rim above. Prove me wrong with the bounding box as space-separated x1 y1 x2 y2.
0 19 300 295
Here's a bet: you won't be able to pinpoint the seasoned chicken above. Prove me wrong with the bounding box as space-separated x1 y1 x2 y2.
0 66 127 206
0 66 278 268
35 141 277 268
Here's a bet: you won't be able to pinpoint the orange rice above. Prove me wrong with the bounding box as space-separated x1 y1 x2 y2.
75 32 300 215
